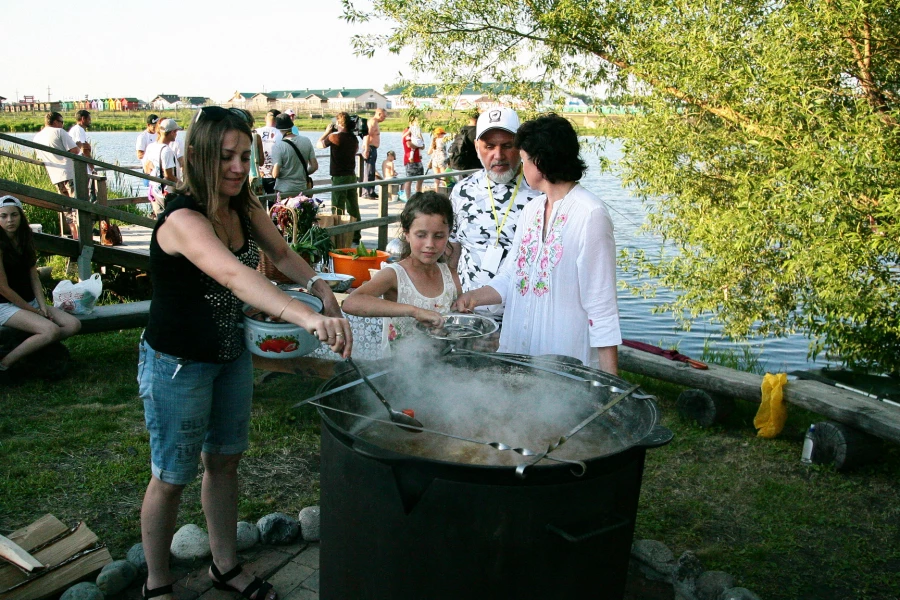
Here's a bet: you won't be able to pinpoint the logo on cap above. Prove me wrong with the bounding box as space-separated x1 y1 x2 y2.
488 110 502 123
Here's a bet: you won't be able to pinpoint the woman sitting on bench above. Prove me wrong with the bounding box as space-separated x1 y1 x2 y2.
0 195 81 382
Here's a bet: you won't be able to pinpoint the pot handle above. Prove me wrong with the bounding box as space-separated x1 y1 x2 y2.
546 513 630 543
638 425 674 449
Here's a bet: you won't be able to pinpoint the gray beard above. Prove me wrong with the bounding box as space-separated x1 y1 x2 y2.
486 167 518 184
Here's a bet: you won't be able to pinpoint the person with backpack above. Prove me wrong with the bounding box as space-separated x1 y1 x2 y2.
270 114 317 199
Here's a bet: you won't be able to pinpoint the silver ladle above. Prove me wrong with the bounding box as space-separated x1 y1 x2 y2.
345 358 424 433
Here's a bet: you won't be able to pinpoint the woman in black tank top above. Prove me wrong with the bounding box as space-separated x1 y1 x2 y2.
138 108 353 600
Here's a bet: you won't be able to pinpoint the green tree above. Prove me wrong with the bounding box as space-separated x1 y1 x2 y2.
346 0 900 373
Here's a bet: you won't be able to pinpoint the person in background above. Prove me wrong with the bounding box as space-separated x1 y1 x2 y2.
244 111 266 197
143 119 180 216
68 109 92 164
428 126 449 192
256 109 283 194
361 108 386 199
445 107 540 327
342 191 459 355
137 107 351 600
0 195 81 383
447 109 481 172
401 114 425 201
136 114 160 161
33 112 82 238
381 150 397 180
283 108 300 136
271 114 317 198
453 114 620 373
316 112 361 244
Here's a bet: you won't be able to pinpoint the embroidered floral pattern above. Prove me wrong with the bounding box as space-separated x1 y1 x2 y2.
515 209 567 296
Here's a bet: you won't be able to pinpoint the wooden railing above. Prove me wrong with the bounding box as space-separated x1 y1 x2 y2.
0 132 477 276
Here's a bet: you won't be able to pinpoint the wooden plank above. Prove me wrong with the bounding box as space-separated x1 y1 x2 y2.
0 523 98 590
618 346 900 445
4 516 66 553
0 547 112 600
107 197 150 206
0 188 65 213
0 536 43 573
75 301 151 334
90 245 150 271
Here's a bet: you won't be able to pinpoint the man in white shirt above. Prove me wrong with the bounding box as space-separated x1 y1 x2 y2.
143 119 180 216
136 114 159 161
34 112 82 237
68 110 92 161
256 109 283 193
447 107 541 322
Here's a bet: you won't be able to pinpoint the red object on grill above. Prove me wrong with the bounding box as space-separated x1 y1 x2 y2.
401 409 416 419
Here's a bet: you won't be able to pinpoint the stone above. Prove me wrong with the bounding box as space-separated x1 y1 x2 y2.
126 542 148 577
96 559 138 596
672 551 703 600
298 506 320 542
632 539 675 582
60 582 104 600
237 521 260 551
171 524 211 560
696 571 735 600
257 512 300 545
720 588 762 600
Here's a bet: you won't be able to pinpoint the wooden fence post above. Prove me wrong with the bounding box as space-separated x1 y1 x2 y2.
72 165 94 280
378 183 389 250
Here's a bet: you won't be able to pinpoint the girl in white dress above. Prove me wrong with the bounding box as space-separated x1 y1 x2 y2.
342 192 462 354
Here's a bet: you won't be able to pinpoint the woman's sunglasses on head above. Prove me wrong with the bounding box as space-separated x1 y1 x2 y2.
194 106 252 125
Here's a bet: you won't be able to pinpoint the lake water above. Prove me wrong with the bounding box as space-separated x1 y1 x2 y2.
9 130 827 372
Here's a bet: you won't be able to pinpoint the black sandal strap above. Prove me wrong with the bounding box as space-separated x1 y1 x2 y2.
242 578 274 600
211 563 244 584
143 583 173 600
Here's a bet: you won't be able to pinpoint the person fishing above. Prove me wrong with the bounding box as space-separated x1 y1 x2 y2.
137 107 352 600
0 195 81 382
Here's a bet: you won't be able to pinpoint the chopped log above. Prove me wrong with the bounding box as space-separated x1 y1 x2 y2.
811 421 882 471
0 535 43 573
0 518 112 600
676 389 735 427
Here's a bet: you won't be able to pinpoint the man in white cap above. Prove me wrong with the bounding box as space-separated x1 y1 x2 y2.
283 108 301 136
447 107 541 323
136 114 160 161
143 118 181 215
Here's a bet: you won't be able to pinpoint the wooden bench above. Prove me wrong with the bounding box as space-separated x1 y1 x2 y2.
0 301 150 345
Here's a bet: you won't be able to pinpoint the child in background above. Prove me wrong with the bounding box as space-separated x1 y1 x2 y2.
381 151 398 201
0 195 81 382
342 192 461 354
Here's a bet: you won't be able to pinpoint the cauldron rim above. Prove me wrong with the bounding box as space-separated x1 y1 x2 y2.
314 352 670 479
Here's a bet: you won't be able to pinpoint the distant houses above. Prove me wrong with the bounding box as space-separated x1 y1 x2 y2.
224 88 388 113
1 96 145 113
149 95 212 110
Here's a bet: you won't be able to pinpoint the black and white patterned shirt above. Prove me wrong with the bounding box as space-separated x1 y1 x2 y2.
450 169 541 317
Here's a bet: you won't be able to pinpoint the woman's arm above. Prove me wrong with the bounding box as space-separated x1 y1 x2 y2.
156 209 352 355
249 205 343 318
28 266 50 317
342 268 443 326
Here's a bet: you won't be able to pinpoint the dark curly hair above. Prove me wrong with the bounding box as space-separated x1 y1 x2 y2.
515 113 587 184
398 191 454 260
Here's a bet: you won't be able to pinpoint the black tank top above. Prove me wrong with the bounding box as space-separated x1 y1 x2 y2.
0 245 36 304
144 194 260 363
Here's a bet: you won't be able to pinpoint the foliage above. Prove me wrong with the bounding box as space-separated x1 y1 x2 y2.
332 241 379 258
291 226 333 262
344 0 900 373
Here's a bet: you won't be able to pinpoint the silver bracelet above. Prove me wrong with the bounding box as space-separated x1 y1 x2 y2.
307 275 323 289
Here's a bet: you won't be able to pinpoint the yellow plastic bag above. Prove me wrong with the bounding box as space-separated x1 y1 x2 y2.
754 372 788 438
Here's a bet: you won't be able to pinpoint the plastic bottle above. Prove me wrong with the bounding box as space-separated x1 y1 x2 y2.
801 424 816 464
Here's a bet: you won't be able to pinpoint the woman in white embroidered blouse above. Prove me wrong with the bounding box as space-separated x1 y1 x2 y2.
453 114 621 373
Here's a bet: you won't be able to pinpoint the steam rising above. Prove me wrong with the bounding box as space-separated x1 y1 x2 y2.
327 335 650 467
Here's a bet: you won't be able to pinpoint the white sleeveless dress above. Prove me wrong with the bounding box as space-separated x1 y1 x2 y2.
381 262 457 354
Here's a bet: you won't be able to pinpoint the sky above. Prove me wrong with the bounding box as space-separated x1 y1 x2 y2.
1 0 413 104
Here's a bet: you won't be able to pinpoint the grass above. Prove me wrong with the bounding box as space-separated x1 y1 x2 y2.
1 337 898 599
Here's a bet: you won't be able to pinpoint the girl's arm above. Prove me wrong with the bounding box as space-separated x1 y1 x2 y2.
156 208 353 356
249 203 343 319
342 267 443 326
28 266 50 317
0 252 43 315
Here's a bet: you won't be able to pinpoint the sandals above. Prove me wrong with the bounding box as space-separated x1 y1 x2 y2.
142 583 173 600
210 563 277 600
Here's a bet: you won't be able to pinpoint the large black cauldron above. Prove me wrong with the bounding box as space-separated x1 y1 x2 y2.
316 353 672 600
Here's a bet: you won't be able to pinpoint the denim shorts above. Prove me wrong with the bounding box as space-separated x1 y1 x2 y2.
0 299 39 326
137 339 253 485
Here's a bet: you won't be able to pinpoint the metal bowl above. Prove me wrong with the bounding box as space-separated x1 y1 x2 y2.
316 272 356 293
416 313 499 341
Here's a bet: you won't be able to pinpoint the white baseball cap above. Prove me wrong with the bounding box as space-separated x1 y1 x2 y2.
475 107 520 140
284 109 296 116
158 118 182 133
0 195 23 209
